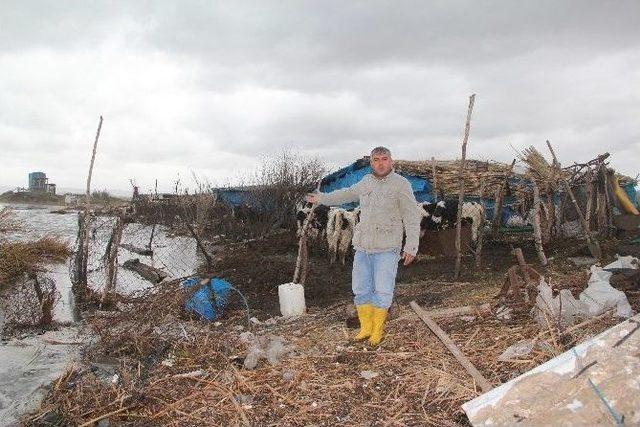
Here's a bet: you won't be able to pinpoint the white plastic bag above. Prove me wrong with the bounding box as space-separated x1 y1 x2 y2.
578 266 632 318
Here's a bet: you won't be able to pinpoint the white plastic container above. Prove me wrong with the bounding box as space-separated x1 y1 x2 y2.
278 282 306 317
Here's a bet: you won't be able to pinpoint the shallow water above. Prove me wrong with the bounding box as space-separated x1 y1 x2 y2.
0 203 200 322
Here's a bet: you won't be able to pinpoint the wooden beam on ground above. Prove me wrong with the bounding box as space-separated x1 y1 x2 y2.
120 243 153 256
410 300 493 393
123 258 168 283
427 303 491 319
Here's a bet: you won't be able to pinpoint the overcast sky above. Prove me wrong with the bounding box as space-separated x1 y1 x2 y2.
1 1 639 194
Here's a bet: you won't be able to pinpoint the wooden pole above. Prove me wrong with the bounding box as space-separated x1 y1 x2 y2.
492 159 517 235
532 180 549 266
293 181 321 284
584 168 594 233
454 94 476 279
474 180 486 268
410 301 492 392
546 140 601 259
101 216 124 305
75 116 103 305
85 116 103 208
431 156 438 202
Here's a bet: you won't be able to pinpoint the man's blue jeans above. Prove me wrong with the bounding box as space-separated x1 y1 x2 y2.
352 248 401 309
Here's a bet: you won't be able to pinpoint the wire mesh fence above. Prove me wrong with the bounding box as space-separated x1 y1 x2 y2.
70 212 202 304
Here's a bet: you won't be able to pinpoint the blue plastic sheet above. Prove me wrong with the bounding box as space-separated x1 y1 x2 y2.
182 277 232 321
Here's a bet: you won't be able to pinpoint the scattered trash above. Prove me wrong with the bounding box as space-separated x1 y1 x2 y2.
182 277 232 321
278 282 306 317
498 340 535 361
173 369 205 378
243 335 293 370
360 370 379 380
249 317 261 325
533 280 588 328
282 370 295 381
567 256 598 267
603 255 639 270
234 394 254 406
495 305 512 320
239 331 255 343
161 355 175 367
579 266 632 318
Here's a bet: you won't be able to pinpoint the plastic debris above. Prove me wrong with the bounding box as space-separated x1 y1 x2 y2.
161 354 176 367
533 280 589 328
498 340 535 361
182 277 232 321
495 305 512 320
243 335 293 370
360 370 379 380
604 255 639 270
579 266 632 318
282 370 295 381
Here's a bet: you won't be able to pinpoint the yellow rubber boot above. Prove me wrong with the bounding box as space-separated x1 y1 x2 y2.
353 304 374 341
368 307 388 346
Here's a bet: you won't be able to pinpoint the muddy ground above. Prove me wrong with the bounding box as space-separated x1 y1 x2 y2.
203 230 626 318
28 228 640 426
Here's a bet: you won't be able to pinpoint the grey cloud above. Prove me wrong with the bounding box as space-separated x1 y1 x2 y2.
1 1 639 192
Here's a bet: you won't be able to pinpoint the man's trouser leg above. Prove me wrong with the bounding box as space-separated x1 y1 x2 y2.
352 250 374 340
369 249 400 346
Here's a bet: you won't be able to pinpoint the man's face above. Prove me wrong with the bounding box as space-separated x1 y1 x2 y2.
370 152 393 177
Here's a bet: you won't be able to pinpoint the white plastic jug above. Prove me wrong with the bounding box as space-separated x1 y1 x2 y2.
278 282 306 317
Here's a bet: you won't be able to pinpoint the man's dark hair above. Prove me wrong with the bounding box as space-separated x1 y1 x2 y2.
370 146 391 157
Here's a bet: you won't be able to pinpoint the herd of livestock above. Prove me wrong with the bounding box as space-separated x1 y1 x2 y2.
296 200 486 263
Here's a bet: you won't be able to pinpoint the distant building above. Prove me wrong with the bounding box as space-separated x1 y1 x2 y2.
27 171 56 194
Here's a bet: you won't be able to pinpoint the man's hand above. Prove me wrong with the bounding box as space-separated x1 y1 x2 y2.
305 193 319 204
401 252 415 266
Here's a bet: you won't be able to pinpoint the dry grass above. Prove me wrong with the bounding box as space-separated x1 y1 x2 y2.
30 272 634 426
0 236 71 292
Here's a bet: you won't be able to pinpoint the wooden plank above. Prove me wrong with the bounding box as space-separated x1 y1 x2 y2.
123 258 168 283
120 243 153 256
427 303 491 319
410 300 493 392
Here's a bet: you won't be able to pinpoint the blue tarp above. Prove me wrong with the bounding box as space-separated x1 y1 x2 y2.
622 182 639 208
183 277 232 321
320 160 433 209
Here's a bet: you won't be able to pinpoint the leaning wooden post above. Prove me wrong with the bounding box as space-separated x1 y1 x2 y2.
431 156 438 202
492 159 517 235
293 210 314 284
474 180 486 268
76 116 103 305
532 180 549 266
546 140 602 259
293 181 322 284
454 94 476 280
101 215 124 305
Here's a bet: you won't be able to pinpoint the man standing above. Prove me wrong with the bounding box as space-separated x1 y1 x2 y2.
306 147 420 346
